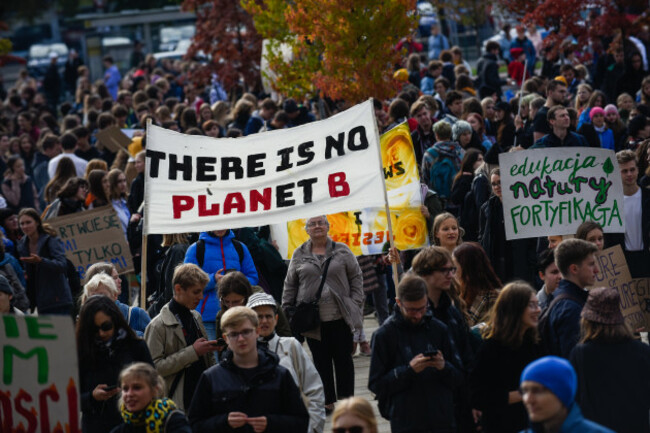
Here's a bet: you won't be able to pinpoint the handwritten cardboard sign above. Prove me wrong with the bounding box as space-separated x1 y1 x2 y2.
96 126 132 153
499 148 625 240
0 315 81 432
48 206 134 281
592 245 645 329
630 278 650 329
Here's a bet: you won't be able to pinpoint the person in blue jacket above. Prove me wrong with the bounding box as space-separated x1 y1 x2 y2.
520 356 614 433
184 229 258 340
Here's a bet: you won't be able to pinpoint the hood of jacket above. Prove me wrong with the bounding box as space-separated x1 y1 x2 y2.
199 230 235 246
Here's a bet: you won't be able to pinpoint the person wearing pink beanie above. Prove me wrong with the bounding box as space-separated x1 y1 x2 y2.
588 107 615 150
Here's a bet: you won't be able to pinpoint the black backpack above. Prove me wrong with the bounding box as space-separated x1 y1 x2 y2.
537 293 581 355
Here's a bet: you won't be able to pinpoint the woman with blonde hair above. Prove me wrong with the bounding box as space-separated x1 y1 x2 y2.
111 362 191 433
574 83 592 117
431 212 462 254
469 281 543 433
332 397 378 433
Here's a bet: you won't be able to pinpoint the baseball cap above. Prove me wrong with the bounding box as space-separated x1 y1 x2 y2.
246 292 277 310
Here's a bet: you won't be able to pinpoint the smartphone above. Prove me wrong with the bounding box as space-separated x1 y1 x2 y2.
211 338 227 348
423 350 438 358
104 384 119 391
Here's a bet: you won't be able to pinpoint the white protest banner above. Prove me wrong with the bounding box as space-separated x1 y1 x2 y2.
0 315 81 432
271 123 429 258
144 100 386 234
499 148 625 240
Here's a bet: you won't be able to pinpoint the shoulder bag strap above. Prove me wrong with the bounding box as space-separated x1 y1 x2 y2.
313 245 335 302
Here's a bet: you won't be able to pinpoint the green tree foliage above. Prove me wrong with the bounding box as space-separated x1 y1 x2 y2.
243 0 417 103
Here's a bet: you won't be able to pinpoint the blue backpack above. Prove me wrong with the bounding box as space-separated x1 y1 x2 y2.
426 147 456 199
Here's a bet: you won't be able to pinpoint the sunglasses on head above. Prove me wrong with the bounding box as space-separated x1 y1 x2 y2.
95 321 114 333
333 427 364 433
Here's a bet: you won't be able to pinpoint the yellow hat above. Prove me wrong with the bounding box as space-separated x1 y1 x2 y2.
393 68 409 82
554 75 568 85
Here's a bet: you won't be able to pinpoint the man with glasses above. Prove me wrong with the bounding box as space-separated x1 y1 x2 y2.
368 275 462 433
188 306 309 433
247 292 326 433
520 356 614 432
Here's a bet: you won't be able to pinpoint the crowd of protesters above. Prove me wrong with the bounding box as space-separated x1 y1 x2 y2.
1 16 650 433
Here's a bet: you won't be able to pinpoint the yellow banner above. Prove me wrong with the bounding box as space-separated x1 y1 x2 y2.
272 123 429 258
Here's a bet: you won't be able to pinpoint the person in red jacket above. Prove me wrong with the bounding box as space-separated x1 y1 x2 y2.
508 48 526 86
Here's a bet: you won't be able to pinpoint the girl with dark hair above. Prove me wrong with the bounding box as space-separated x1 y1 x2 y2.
17 208 72 314
453 241 501 327
2 155 39 212
470 281 543 433
87 169 109 208
18 133 36 176
575 220 605 251
42 177 89 220
16 112 40 144
0 209 21 253
44 156 77 203
77 295 153 433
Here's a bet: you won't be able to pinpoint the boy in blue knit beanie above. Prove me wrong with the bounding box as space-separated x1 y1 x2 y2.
519 356 614 433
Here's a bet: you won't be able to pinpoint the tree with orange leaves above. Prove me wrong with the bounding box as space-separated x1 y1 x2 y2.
182 0 263 92
243 0 417 103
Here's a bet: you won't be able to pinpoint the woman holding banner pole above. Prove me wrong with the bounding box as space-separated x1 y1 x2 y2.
282 215 364 413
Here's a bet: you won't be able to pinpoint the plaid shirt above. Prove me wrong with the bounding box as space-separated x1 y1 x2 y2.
467 289 499 327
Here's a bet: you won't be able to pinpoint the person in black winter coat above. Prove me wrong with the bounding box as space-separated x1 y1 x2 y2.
450 149 483 218
470 282 544 433
369 275 462 433
77 296 154 433
17 208 72 314
411 247 476 432
476 41 505 99
110 362 191 433
187 306 309 433
570 286 650 433
479 169 536 284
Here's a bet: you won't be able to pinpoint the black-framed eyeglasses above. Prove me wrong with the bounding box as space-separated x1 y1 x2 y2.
226 328 255 340
333 427 364 433
95 321 113 333
434 266 457 275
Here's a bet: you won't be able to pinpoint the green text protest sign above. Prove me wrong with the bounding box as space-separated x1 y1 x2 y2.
499 148 625 240
0 315 81 432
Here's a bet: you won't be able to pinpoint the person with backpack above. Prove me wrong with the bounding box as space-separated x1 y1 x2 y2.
184 229 258 340
538 239 599 358
421 121 462 203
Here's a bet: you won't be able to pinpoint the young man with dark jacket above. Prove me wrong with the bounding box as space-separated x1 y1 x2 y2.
188 306 309 433
544 239 598 358
369 275 462 433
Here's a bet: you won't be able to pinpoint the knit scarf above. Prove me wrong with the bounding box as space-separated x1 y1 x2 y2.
120 398 176 433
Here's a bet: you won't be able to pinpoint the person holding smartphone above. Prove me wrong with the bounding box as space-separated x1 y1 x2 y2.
144 264 218 411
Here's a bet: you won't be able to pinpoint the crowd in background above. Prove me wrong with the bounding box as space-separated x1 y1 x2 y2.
0 18 650 433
